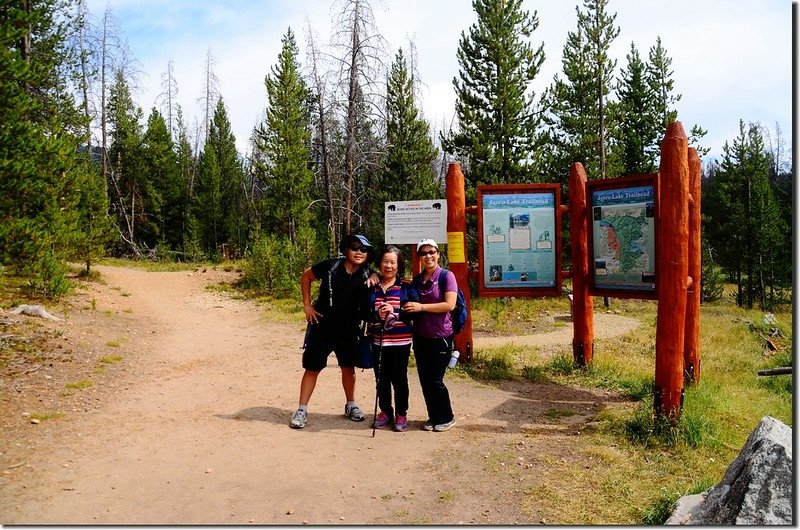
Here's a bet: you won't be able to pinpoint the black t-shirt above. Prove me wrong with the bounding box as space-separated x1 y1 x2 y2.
310 258 371 328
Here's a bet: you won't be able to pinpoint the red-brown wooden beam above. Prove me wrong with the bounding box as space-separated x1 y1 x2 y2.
569 162 594 366
445 163 473 363
655 122 690 421
684 147 702 384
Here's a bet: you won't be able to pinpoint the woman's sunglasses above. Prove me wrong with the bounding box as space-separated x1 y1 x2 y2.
349 245 369 253
417 249 438 256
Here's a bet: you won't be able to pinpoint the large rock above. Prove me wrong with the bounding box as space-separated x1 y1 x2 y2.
666 416 792 525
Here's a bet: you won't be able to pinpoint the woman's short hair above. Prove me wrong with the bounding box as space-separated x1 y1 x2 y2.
376 245 406 279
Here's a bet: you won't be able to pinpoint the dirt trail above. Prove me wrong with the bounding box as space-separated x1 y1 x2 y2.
0 265 638 525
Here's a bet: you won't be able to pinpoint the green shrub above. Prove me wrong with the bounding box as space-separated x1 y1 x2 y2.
239 229 319 298
547 354 578 375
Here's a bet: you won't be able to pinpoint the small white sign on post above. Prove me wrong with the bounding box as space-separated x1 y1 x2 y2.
385 199 447 245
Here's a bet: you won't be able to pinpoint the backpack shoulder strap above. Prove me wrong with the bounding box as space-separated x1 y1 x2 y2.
399 279 411 306
328 258 344 308
438 268 451 292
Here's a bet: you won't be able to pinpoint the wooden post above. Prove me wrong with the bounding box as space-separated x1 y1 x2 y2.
569 163 594 366
445 163 473 363
655 122 689 421
684 147 702 384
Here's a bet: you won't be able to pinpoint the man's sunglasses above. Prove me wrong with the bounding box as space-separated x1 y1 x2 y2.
417 249 438 256
349 245 369 253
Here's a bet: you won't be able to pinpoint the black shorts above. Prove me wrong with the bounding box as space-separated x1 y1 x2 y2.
302 323 359 371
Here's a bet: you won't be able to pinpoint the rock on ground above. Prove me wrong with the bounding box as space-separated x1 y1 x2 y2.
666 416 792 525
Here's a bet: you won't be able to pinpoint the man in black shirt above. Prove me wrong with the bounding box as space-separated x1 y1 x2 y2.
290 234 374 429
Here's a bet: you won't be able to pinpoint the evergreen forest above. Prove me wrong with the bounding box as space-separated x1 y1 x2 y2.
1 0 792 309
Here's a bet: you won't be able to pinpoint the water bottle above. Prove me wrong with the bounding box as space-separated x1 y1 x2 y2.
448 350 460 368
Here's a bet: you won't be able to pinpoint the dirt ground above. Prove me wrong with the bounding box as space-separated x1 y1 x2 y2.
0 265 639 525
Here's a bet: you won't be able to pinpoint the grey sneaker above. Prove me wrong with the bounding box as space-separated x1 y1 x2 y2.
421 420 435 431
345 403 366 421
290 408 307 429
433 418 456 432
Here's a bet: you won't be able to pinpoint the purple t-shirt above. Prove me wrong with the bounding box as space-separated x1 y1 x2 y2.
415 266 458 339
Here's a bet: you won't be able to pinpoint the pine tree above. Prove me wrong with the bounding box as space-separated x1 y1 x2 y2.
252 28 313 245
614 42 659 175
544 0 620 182
646 37 709 157
443 0 546 196
0 0 100 295
194 140 222 256
174 106 195 255
142 108 181 251
704 121 786 309
210 99 246 256
107 69 146 254
193 99 244 258
383 48 439 200
646 37 679 131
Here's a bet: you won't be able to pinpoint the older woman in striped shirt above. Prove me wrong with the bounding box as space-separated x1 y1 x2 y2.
366 245 415 432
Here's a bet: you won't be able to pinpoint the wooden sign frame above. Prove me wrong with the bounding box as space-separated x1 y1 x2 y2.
586 173 659 300
477 183 562 298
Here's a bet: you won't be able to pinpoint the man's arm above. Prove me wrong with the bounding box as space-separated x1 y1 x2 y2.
300 267 322 324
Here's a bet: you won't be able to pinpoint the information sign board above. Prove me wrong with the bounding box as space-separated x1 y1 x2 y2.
587 174 658 299
384 199 447 245
477 184 562 297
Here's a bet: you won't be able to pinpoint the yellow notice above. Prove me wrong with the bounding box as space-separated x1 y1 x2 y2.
446 232 466 263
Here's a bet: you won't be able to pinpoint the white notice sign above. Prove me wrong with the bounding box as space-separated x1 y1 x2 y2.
385 199 447 245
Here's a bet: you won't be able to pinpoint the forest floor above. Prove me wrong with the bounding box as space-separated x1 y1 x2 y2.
0 264 641 525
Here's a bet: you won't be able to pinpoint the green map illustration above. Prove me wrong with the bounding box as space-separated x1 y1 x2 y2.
597 207 651 274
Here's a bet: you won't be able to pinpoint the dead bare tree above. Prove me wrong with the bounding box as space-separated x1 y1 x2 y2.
157 59 179 140
305 20 340 255
74 0 96 155
98 6 140 197
199 48 220 145
329 0 388 236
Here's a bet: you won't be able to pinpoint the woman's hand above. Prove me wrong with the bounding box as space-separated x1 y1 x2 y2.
366 272 380 287
378 303 393 320
402 301 422 314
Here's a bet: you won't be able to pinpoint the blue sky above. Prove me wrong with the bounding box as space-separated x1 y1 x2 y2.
84 0 793 166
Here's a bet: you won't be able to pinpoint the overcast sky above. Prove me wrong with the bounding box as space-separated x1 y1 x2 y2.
83 0 793 166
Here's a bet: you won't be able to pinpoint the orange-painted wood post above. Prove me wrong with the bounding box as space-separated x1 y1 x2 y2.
655 122 690 421
684 147 702 384
445 163 473 363
569 163 594 366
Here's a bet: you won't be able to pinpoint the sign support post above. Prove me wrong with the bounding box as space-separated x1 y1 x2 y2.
569 163 594 366
445 163 473 363
684 147 702 384
655 122 690 421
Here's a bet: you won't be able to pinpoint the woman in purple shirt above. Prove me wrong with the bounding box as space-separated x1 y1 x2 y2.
402 239 457 432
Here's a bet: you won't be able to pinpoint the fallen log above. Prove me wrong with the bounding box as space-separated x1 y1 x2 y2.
756 367 792 376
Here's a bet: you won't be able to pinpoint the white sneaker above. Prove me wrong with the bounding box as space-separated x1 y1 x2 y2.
433 418 456 432
290 408 307 429
345 403 366 421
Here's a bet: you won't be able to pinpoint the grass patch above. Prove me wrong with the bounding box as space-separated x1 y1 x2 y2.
98 257 208 272
99 354 123 364
544 408 575 419
30 411 65 421
65 379 93 390
446 294 790 523
467 351 515 380
438 490 456 502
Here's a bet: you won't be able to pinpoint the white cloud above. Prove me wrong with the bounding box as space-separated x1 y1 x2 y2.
85 0 792 164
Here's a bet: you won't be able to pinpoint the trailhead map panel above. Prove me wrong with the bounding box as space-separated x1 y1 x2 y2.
590 185 656 293
481 192 557 289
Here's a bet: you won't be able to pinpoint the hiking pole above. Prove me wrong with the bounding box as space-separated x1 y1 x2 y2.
372 311 396 438
372 326 385 438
